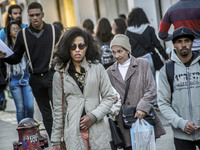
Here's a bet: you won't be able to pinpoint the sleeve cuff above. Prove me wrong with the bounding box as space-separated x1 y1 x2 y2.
87 113 97 124
178 119 188 131
51 142 60 146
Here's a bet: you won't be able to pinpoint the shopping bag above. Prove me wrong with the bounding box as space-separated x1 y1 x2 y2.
130 119 156 150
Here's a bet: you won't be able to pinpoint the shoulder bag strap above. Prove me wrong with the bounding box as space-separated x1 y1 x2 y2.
22 28 34 73
59 72 65 123
49 24 55 70
58 71 65 139
123 77 131 105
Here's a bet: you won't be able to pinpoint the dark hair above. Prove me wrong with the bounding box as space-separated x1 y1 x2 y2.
54 27 100 69
114 18 127 34
119 14 126 20
53 21 64 31
6 4 22 25
28 2 43 12
82 19 94 34
128 7 149 27
6 20 21 48
96 18 113 43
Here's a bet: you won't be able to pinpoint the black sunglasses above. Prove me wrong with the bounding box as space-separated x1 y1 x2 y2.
70 43 86 50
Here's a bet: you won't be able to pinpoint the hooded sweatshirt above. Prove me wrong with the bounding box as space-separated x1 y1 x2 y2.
158 49 200 141
126 24 169 60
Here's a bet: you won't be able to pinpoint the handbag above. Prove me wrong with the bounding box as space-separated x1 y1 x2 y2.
108 118 125 149
150 52 164 70
59 72 66 150
122 107 155 129
121 78 156 129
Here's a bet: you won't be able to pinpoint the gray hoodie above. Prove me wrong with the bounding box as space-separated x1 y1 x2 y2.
158 49 200 141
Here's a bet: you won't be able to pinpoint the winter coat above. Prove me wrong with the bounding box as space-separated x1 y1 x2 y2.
107 56 166 147
126 25 169 60
51 58 115 150
158 50 200 141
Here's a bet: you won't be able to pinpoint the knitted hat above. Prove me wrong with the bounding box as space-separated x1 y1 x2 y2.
172 27 195 43
110 34 131 53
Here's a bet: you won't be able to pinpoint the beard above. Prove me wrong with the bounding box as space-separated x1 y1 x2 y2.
180 48 190 57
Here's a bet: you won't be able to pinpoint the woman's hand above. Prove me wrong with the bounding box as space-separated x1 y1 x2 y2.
80 115 92 131
134 110 146 119
52 145 61 150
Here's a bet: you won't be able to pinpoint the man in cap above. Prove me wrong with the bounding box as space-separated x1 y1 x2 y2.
158 26 200 150
107 34 165 149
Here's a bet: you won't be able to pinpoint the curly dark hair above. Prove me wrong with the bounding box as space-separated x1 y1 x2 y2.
128 7 149 27
54 27 100 69
96 18 113 43
114 18 127 34
6 20 21 48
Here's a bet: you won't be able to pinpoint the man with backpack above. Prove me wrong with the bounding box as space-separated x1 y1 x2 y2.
158 27 200 150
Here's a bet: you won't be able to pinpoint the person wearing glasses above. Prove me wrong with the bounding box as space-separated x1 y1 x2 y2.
5 20 34 123
51 27 115 150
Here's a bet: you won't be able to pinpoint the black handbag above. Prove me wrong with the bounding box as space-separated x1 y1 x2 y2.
150 52 164 70
121 78 156 129
108 118 125 149
122 107 156 129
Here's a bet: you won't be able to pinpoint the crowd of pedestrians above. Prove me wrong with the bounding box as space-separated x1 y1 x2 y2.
0 0 200 150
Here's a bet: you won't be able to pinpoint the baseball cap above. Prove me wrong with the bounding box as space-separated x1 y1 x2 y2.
172 27 195 43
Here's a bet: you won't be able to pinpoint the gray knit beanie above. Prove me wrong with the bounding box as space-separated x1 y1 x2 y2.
110 34 131 53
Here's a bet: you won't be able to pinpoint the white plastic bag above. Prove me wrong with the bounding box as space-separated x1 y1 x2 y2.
130 119 156 150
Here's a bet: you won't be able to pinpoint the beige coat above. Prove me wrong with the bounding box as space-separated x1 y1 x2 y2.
107 56 166 147
51 58 115 150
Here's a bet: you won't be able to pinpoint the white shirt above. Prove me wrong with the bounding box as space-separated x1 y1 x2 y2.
118 58 131 80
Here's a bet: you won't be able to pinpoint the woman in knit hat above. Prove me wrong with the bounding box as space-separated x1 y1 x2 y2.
107 34 166 149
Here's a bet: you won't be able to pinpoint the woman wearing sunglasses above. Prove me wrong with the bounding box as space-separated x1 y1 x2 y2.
51 27 115 150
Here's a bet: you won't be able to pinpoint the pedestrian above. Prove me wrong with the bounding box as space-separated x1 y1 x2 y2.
111 18 127 35
0 2 61 138
0 4 27 111
158 27 200 150
5 20 34 123
0 4 27 42
158 0 200 51
82 18 95 36
96 18 114 69
53 21 65 33
126 7 169 79
51 27 115 150
107 34 166 150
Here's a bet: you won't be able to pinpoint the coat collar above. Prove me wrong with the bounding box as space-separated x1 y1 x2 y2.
110 56 138 84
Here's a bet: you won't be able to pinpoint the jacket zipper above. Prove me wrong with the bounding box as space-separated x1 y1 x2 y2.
186 67 195 140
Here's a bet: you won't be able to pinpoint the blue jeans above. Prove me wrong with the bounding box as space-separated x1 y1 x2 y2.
140 53 156 79
9 76 34 123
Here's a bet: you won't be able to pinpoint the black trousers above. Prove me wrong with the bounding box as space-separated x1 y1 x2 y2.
29 70 55 139
174 138 200 150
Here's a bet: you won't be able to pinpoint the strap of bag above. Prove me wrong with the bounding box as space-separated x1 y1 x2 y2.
22 28 34 73
59 72 65 124
49 24 55 70
166 60 174 94
22 25 55 73
58 72 65 137
123 77 131 105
